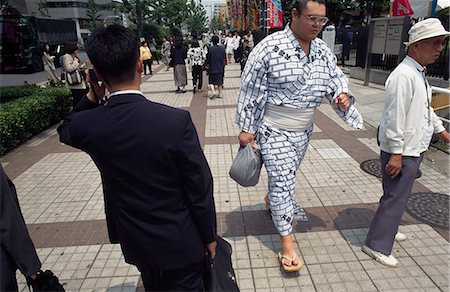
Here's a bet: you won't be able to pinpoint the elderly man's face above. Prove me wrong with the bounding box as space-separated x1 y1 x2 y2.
413 36 447 66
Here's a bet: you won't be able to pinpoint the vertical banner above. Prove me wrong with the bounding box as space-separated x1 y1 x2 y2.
268 0 283 28
391 0 414 16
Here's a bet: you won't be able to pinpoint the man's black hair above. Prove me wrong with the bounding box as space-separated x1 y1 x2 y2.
191 40 199 48
292 0 325 14
85 25 139 86
211 35 219 45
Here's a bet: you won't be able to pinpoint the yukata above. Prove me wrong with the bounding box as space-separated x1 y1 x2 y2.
236 25 364 236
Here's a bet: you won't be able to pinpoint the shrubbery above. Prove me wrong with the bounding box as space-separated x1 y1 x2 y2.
0 86 72 155
0 85 41 103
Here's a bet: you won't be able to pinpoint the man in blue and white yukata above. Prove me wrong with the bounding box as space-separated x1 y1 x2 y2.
236 0 364 272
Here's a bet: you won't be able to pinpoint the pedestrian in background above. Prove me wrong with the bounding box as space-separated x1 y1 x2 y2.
58 25 217 291
224 32 234 63
206 35 226 99
363 18 450 268
42 43 60 85
232 31 241 63
170 37 188 93
140 41 152 75
149 37 159 65
187 40 206 93
236 0 363 272
161 36 171 71
240 39 250 74
63 43 87 107
244 30 254 50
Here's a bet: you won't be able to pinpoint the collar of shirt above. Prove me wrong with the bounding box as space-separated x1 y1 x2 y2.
404 55 425 73
108 90 144 99
285 24 318 63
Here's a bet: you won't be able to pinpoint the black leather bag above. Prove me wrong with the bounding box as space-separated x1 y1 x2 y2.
27 270 65 291
203 236 240 292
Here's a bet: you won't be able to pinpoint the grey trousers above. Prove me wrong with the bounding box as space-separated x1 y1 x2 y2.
365 151 424 255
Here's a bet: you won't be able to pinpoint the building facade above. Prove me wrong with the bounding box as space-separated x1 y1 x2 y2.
10 0 117 43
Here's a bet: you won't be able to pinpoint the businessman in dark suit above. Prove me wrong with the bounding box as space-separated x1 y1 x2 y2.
58 25 217 291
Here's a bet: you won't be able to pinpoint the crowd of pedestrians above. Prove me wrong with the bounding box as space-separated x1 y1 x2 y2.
3 0 449 290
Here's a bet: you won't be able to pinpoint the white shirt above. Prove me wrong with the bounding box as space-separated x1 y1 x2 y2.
236 24 364 134
379 55 445 156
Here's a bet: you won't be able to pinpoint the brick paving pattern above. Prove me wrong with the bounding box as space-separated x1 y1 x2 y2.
1 62 448 291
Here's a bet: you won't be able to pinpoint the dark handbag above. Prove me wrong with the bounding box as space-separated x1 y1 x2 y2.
66 69 82 85
169 59 174 67
27 270 65 291
203 236 240 292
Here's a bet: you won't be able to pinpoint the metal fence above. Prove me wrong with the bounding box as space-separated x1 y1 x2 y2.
335 27 449 81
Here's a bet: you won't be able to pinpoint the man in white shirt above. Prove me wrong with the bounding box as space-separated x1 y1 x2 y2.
363 18 450 268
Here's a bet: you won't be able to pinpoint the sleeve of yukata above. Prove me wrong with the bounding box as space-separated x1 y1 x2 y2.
324 52 364 130
235 45 269 134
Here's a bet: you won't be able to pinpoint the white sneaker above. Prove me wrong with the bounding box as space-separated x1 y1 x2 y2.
362 245 398 267
395 232 406 242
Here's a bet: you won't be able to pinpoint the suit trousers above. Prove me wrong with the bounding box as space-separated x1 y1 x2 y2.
138 260 204 291
365 151 424 255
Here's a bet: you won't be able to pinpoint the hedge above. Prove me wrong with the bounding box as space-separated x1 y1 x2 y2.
0 85 42 103
0 87 72 155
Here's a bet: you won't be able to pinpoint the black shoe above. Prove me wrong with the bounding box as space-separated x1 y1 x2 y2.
193 85 197 94
176 88 181 93
182 90 186 93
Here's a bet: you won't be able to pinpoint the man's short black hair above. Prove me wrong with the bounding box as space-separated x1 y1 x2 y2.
211 35 219 45
86 25 139 86
292 0 325 14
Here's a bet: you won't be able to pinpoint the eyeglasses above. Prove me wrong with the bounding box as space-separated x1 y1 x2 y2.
302 14 329 25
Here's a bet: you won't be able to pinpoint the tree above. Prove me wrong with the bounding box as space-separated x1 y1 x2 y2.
145 0 188 35
185 0 208 34
210 16 221 32
35 0 49 17
86 0 101 32
118 0 144 37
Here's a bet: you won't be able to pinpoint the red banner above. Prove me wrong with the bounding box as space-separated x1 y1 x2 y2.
268 0 283 28
391 0 414 16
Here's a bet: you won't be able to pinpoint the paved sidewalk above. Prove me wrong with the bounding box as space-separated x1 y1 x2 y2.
1 62 449 292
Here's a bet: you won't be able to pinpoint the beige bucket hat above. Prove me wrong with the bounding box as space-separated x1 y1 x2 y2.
403 18 450 47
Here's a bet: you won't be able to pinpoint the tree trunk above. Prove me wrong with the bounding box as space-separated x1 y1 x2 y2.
136 0 142 37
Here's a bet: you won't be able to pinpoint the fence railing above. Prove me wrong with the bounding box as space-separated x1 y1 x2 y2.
335 27 449 81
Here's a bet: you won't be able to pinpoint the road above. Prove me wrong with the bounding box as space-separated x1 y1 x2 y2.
0 52 88 87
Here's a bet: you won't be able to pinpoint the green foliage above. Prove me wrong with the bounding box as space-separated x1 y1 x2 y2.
185 1 208 35
210 16 221 32
0 87 72 155
0 85 41 103
35 0 49 17
87 0 101 32
172 27 182 38
143 23 163 43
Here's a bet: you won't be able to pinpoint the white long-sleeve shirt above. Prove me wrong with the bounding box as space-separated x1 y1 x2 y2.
379 55 445 156
236 24 364 134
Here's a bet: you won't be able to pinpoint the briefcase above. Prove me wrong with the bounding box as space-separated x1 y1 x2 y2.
203 236 240 292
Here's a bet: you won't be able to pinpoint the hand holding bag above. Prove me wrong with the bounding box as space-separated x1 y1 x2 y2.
229 143 262 187
203 236 240 292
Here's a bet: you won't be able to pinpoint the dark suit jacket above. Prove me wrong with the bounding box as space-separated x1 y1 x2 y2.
207 45 226 74
58 93 216 269
1 165 42 291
